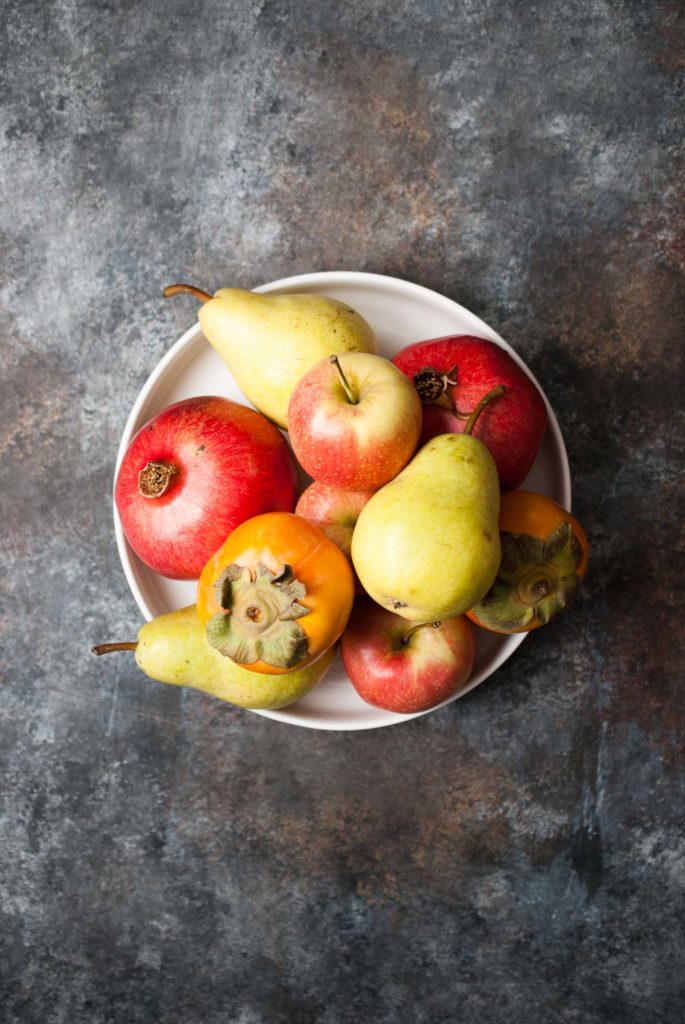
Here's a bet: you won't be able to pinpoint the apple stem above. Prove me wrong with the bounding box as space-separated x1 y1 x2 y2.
91 642 138 656
402 621 442 644
138 461 179 499
329 355 357 405
163 283 212 304
463 384 506 436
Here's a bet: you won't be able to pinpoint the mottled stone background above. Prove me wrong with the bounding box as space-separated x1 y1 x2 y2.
1 1 683 1021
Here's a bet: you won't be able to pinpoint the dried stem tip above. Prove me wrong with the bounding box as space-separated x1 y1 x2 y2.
138 461 178 499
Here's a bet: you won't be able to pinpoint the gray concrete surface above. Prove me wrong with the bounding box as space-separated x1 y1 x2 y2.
1 1 683 1021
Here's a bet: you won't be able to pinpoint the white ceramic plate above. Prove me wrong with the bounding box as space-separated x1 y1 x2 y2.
114 271 570 731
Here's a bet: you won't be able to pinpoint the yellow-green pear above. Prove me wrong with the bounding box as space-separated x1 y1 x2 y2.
164 284 376 428
93 605 334 709
351 388 505 622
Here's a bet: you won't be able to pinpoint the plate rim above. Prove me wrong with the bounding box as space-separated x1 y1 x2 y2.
113 270 571 731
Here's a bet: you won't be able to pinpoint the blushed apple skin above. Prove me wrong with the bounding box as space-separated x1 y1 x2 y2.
295 481 374 557
296 481 375 594
393 336 547 490
287 353 423 491
340 598 476 714
115 396 299 580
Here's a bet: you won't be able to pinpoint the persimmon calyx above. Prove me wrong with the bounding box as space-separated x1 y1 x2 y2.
205 562 309 667
472 521 583 630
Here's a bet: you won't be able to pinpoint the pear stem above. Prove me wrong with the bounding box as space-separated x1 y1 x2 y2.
402 621 442 645
163 283 212 304
91 642 138 656
329 355 357 405
463 384 506 436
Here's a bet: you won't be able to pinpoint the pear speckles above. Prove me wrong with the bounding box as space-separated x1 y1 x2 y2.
352 432 501 621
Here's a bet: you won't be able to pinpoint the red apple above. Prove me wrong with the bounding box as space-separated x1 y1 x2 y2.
340 598 476 714
295 481 374 557
392 336 547 490
287 352 422 491
115 396 298 579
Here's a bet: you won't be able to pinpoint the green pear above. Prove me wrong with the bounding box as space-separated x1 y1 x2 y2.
93 605 334 709
164 284 376 428
351 388 505 621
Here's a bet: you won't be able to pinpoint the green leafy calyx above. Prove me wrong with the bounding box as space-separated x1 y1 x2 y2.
472 522 583 631
206 562 310 668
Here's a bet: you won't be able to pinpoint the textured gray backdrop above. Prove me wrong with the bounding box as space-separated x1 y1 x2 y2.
1 1 683 1022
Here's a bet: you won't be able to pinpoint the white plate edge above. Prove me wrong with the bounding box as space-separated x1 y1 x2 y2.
112 271 571 731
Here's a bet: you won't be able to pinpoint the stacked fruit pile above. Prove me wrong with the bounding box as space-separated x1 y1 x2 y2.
94 284 588 716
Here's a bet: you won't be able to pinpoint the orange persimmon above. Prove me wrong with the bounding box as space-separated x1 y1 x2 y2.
468 490 588 634
197 512 354 674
